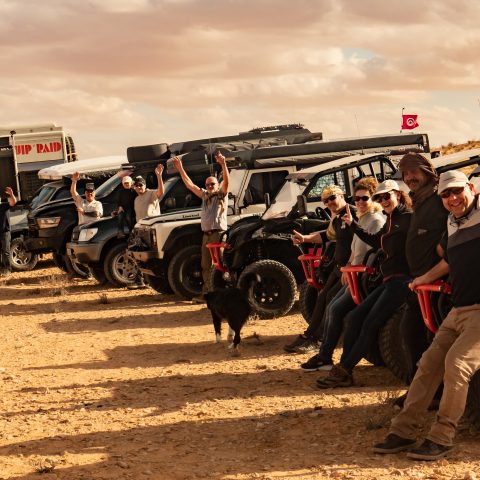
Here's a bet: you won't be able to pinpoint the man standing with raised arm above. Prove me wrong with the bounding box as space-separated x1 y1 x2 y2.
173 152 229 302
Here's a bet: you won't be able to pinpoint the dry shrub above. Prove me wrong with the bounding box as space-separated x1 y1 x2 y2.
98 293 109 304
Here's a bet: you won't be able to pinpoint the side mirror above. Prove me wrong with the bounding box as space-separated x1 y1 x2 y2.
297 194 308 217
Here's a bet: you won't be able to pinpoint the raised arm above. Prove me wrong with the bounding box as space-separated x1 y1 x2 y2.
172 156 202 198
70 171 80 200
154 163 164 199
215 152 229 195
4 187 17 207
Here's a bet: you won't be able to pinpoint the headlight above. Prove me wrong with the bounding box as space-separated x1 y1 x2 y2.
37 217 61 229
251 227 265 239
78 228 98 242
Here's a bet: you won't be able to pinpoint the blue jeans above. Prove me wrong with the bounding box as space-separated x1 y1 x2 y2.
0 231 11 272
319 284 356 361
340 276 411 372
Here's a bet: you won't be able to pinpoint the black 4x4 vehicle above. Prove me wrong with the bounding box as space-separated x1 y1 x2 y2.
210 153 400 318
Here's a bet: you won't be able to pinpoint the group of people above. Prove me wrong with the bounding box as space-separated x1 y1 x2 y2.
2 148 479 461
282 152 480 461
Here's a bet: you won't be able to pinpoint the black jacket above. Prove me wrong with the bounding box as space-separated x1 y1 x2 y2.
351 203 412 279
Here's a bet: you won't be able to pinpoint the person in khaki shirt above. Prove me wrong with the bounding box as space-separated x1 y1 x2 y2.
133 163 164 221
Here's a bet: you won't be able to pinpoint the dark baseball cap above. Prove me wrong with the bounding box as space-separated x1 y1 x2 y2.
134 176 146 186
85 183 95 192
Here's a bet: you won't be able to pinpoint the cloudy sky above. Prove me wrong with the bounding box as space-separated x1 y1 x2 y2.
1 0 479 158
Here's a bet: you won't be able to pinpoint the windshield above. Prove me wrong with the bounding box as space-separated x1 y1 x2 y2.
30 185 57 209
262 179 305 220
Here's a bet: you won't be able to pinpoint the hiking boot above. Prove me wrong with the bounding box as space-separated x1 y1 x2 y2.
301 353 333 372
316 364 353 389
406 439 452 461
373 433 417 454
283 335 319 354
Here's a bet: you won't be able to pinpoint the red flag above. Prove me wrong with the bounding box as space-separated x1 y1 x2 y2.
402 114 419 130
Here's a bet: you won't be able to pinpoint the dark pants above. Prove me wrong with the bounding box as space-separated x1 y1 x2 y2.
304 268 342 340
118 210 136 234
0 231 11 272
340 276 411 372
319 284 356 361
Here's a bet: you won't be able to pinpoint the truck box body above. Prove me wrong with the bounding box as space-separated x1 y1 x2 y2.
0 123 77 201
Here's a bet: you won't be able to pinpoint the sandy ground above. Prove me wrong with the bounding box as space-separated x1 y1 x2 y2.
0 260 479 480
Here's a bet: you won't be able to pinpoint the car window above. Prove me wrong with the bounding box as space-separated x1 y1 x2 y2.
160 177 202 212
30 186 57 209
246 170 289 204
306 171 346 200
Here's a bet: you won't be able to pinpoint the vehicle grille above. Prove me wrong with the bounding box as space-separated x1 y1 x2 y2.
129 227 152 251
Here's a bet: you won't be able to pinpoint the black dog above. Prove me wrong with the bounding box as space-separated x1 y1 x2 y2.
204 288 251 351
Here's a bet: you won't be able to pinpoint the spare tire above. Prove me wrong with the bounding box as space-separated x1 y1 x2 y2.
238 259 296 319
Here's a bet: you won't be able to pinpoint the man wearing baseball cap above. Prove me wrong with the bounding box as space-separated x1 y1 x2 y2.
70 172 103 225
374 170 480 460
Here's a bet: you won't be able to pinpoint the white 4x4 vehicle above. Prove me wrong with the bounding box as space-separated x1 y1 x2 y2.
129 132 430 299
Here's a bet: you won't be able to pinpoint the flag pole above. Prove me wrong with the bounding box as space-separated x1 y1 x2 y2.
400 107 405 133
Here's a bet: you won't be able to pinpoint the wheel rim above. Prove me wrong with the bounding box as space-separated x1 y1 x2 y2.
250 277 282 305
113 251 138 283
11 241 33 266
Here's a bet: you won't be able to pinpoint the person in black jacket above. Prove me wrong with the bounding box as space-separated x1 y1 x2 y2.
317 179 413 388
113 176 137 239
283 185 357 353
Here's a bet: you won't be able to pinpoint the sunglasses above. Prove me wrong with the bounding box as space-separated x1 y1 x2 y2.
134 184 144 188
439 186 465 199
353 195 370 202
324 194 337 203
373 191 393 202
206 182 217 187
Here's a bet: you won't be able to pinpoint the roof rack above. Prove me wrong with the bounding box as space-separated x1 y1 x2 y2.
246 124 305 134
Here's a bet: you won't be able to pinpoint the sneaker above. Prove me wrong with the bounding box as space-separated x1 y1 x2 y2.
301 353 333 372
406 439 452 461
373 433 417 454
283 335 319 354
316 364 353 389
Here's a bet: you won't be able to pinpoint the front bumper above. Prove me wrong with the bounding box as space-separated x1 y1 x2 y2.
66 241 104 264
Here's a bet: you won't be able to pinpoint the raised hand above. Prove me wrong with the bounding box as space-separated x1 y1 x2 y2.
155 163 164 176
72 171 80 182
341 203 353 226
5 187 13 197
215 151 226 166
172 156 182 171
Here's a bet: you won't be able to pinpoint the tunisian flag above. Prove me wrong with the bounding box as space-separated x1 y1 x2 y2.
402 114 419 130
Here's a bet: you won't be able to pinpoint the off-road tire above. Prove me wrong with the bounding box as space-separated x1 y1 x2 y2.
298 281 319 324
10 236 38 272
378 306 410 384
208 266 231 291
237 259 297 319
167 245 203 299
104 242 138 287
145 273 174 294
65 254 91 279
